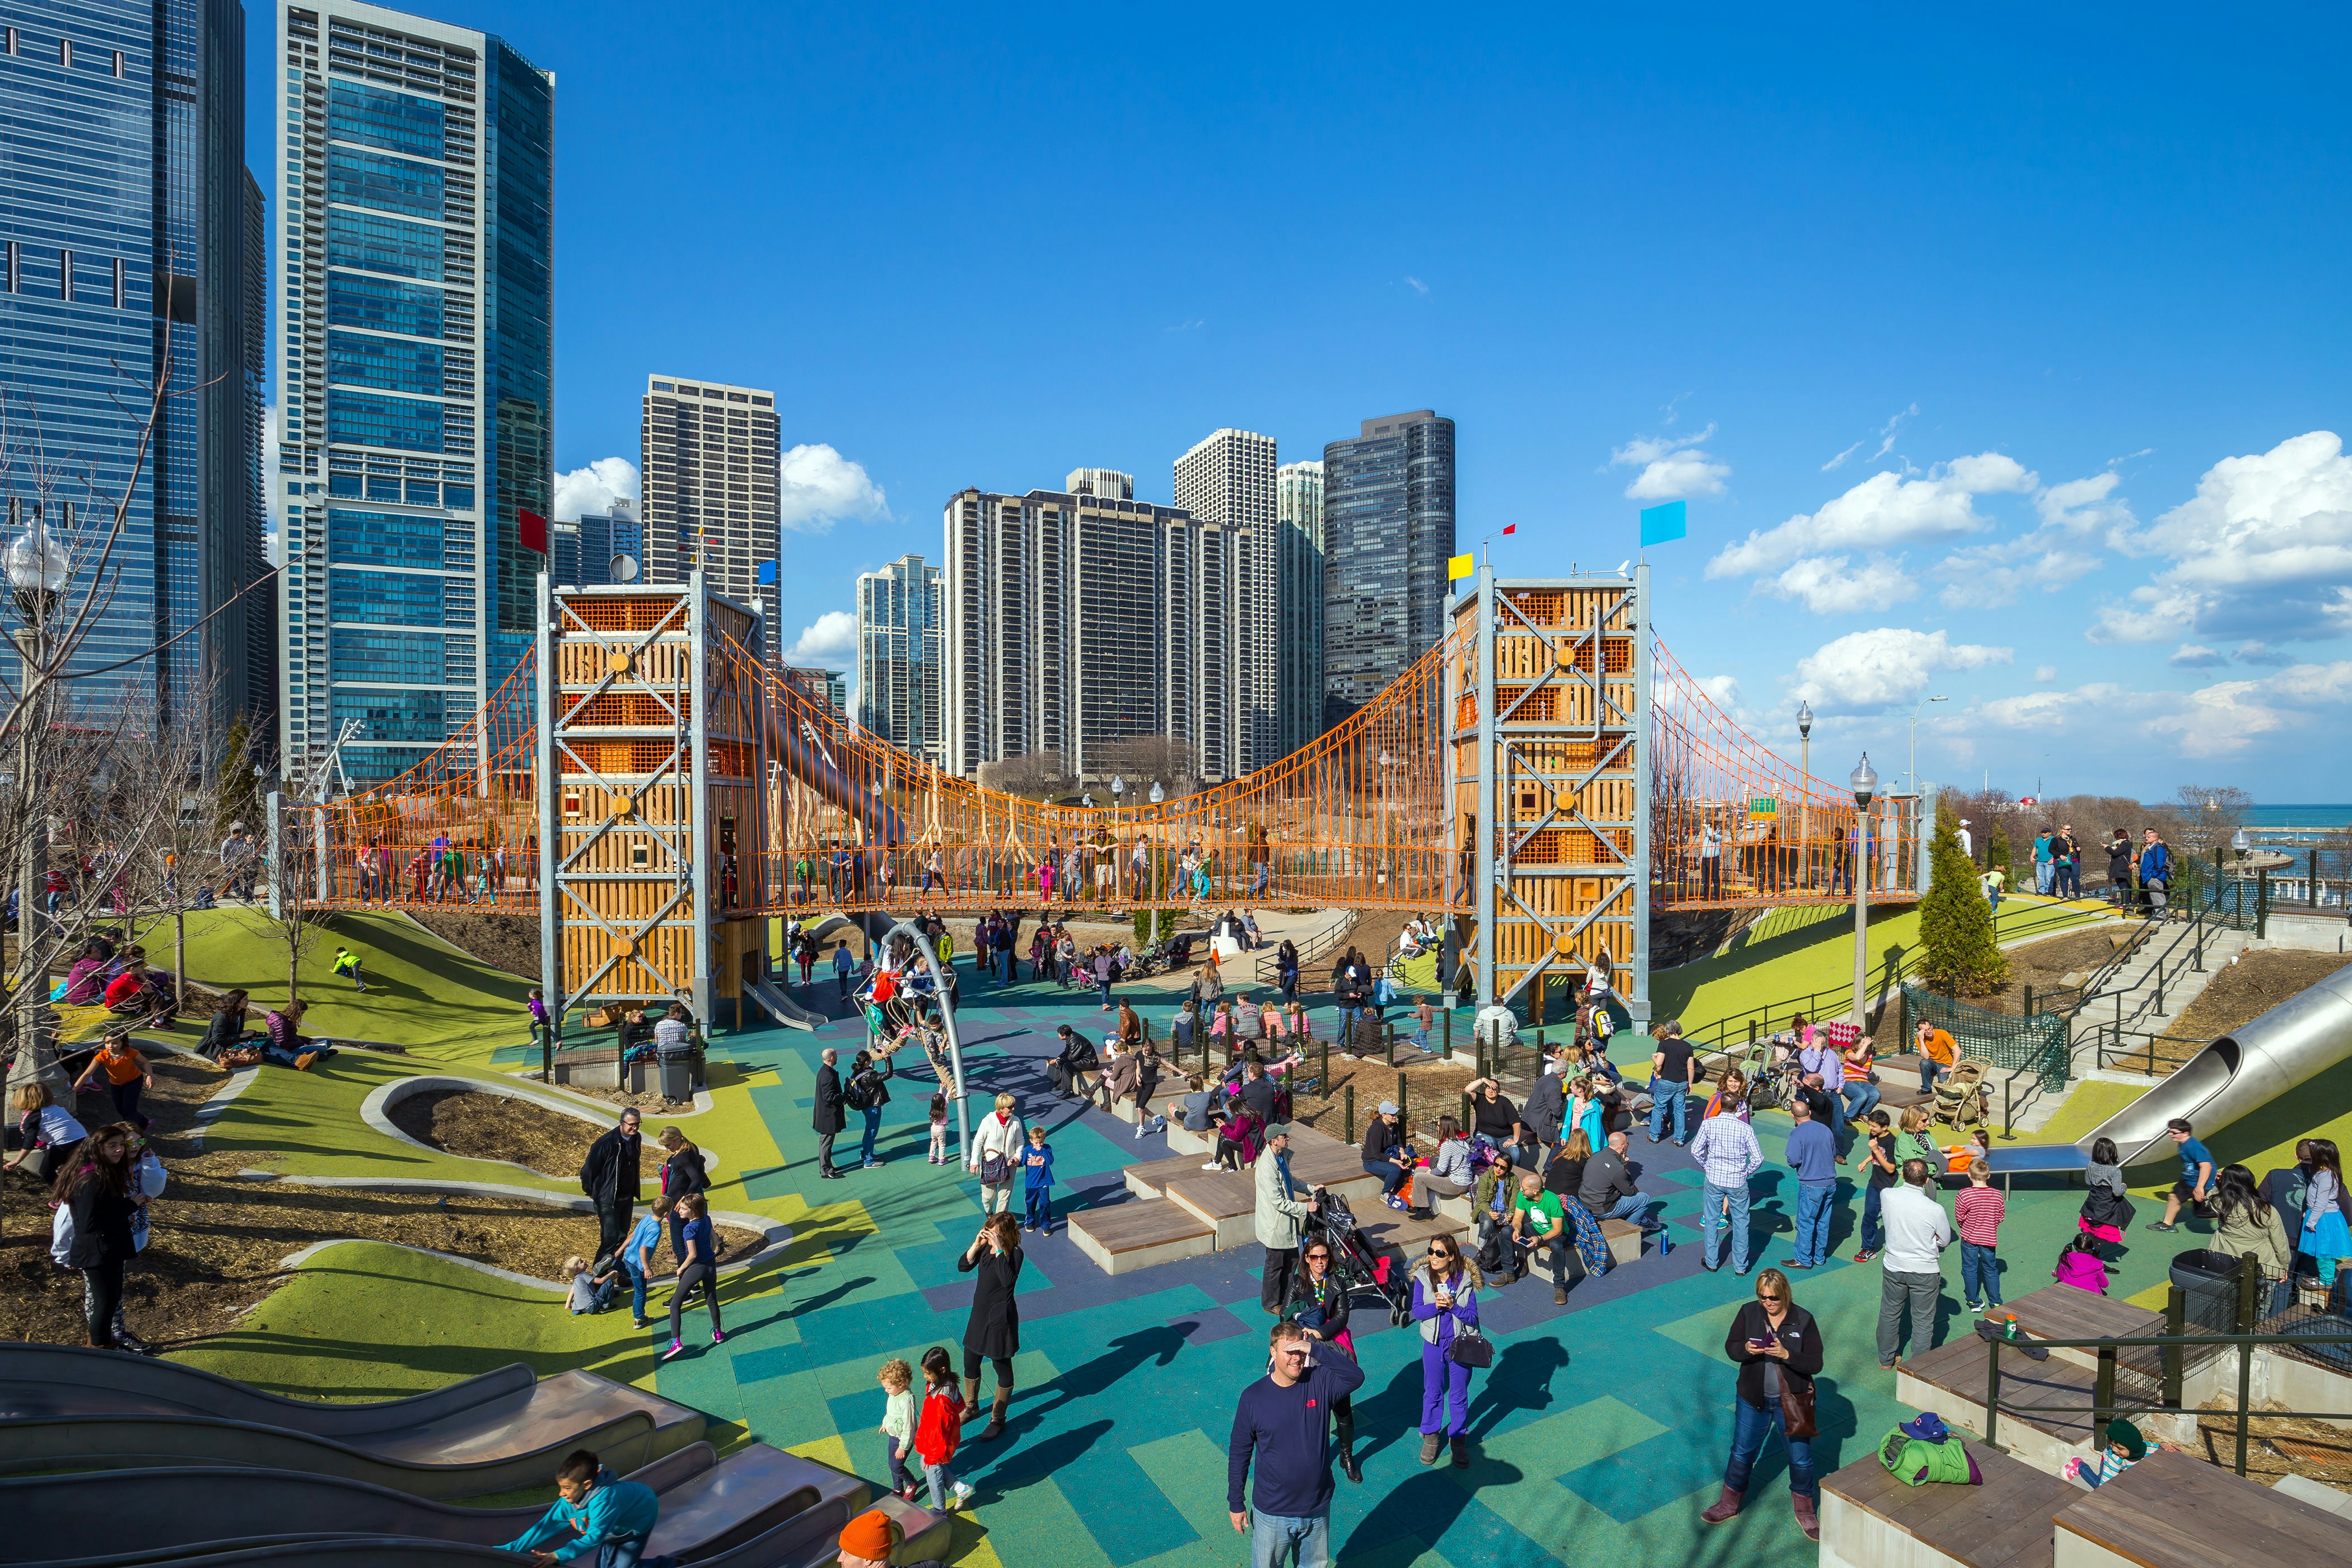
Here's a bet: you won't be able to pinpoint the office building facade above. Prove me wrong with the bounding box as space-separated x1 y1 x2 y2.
1064 467 1132 501
548 499 636 588
1275 458 1324 754
1321 409 1454 727
641 375 778 655
2 1 269 738
942 484 1236 783
856 552 944 766
1173 427 1276 774
277 1 553 785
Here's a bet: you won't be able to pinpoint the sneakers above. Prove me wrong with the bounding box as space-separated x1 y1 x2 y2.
633 1318 651 1329
1553 1286 1568 1305
1133 1123 1147 1140
2148 1221 2179 1233
862 1158 881 1169
661 1339 689 1362
1201 1161 1222 1172
711 1329 726 1345
948 1480 975 1509
1854 1248 1878 1263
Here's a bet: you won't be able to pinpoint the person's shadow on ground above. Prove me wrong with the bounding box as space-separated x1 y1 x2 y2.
1010 1324 1197 1436
1337 1452 1525 1562
1348 1357 1430 1466
1466 1337 1566 1440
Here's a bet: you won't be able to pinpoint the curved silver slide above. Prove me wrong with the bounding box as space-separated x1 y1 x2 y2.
2081 957 2352 1166
0 1346 703 1499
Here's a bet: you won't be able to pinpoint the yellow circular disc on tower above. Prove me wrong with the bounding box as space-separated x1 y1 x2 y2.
1554 931 1578 957
608 650 632 675
614 794 635 819
618 936 638 958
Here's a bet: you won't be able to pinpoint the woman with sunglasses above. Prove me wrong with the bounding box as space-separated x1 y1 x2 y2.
1409 1234 1482 1468
1286 1239 1361 1482
1702 1267 1825 1542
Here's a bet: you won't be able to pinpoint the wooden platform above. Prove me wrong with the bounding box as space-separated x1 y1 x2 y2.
1897 1333 2156 1472
1166 1172 1258 1249
1998 1285 2167 1375
1285 1140 1382 1201
1124 1153 1219 1201
1066 1200 1215 1276
1821 1441 2073 1568
2054 1450 2352 1568
1351 1205 1468 1264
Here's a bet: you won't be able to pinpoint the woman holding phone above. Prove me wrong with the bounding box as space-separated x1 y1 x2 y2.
1702 1266 1825 1542
1409 1234 1482 1469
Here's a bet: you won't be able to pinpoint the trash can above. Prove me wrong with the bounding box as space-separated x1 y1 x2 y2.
658 1037 696 1102
2170 1248 2248 1334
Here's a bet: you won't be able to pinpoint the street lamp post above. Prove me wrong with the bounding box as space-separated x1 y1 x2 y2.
1909 695 1947 795
1110 775 1124 903
1796 701 1813 890
7 520 71 1099
1148 780 1165 902
1850 753 1878 1034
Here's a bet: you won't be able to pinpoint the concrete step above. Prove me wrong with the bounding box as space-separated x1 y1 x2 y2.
1066 1199 1215 1276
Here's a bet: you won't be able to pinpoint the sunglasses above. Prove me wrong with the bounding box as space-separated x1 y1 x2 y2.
1756 1292 1785 1302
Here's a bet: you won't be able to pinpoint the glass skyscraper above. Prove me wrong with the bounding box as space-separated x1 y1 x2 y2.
3 2 268 732
1321 410 1454 729
856 552 944 766
277 1 551 786
1275 459 1324 753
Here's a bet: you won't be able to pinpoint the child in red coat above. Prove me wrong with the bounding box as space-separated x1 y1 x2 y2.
914 1345 974 1511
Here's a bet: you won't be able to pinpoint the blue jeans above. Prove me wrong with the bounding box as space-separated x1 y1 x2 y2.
1725 1394 1816 1499
1250 1510 1329 1568
1919 1058 1948 1098
1593 1192 1664 1249
1362 1156 1407 1196
1793 1180 1836 1267
2036 861 2055 895
1700 1179 1751 1273
624 1260 649 1322
1025 1184 1052 1229
1650 1078 1690 1144
1962 1239 2003 1306
1840 1079 1880 1126
1860 1183 1886 1252
860 1106 883 1163
1335 1007 1360 1047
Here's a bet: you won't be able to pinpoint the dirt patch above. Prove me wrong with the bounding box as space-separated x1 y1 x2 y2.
567 1083 701 1115
2190 1397 2352 1494
389 1088 601 1178
404 909 541 980
0 1056 759 1351
1956 925 2149 1016
2172 950 2351 1042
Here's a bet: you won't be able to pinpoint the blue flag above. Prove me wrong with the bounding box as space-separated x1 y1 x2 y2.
757 558 778 585
1639 500 1687 546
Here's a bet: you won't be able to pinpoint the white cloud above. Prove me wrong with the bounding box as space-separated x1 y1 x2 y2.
1788 627 2012 714
2169 643 2227 669
2233 641 2293 666
1963 659 2352 760
1611 423 1730 503
784 609 857 668
2034 470 2136 539
778 444 889 534
2033 665 2057 682
1760 554 1916 615
1823 403 1917 471
1709 453 2036 578
1934 540 2101 608
1403 276 1429 295
2107 430 2352 642
553 456 641 522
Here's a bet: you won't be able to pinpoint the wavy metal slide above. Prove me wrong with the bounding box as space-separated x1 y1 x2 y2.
0 1346 702 1499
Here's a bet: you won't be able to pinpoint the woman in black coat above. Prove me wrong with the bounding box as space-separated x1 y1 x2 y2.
957 1211 1024 1443
1702 1266 1826 1542
54 1122 143 1348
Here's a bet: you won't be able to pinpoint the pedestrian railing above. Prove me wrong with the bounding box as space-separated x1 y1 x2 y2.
2085 1026 2218 1078
1254 910 1357 986
1982 1259 2352 1477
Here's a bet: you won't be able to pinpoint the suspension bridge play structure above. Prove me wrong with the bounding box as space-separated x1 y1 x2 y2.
280 567 1933 1038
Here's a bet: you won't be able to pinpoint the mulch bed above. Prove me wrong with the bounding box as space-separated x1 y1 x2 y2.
1953 924 2146 1016
389 1087 601 1178
1 1055 759 1352
403 909 542 980
2191 1397 2352 1494
2171 950 2352 1044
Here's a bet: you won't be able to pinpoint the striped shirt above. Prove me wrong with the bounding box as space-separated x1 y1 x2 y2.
1956 1185 2005 1246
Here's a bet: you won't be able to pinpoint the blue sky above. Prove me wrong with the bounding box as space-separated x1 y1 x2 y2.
253 3 2352 799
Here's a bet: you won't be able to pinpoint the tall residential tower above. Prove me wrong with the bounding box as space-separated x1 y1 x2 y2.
855 552 944 765
1274 458 1324 754
277 1 553 785
1321 409 1454 728
1173 427 1276 774
641 375 779 655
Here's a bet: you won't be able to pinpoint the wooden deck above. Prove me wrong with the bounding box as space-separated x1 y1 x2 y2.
1065 1200 1216 1276
1821 1443 2071 1568
1166 1172 1258 1249
1898 1332 2159 1472
1997 1284 2167 1376
1124 1152 1219 1201
2055 1450 2352 1568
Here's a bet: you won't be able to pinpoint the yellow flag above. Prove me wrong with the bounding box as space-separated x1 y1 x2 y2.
1446 552 1474 581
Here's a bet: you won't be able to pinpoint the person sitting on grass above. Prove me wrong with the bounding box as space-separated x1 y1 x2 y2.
497 1446 666 1566
259 1000 335 1071
101 951 175 1029
564 1255 620 1315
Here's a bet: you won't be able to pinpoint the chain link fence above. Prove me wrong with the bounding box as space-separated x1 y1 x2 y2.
1900 981 2070 1091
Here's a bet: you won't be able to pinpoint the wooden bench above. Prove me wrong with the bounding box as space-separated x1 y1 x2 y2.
1415 1174 1473 1225
1124 1153 1218 1201
1998 1285 2166 1376
1897 1334 2158 1473
1598 1217 1644 1267
1165 1172 1258 1250
2054 1450 2352 1568
1350 1205 1468 1265
1066 1200 1216 1276
1821 1441 2074 1568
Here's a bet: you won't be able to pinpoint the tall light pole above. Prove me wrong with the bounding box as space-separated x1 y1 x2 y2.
1796 701 1813 891
1149 780 1165 902
1908 694 1946 794
8 519 70 1095
1850 753 1878 1033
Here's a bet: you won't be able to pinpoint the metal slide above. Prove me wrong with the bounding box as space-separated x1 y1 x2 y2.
0 1346 703 1499
2005 958 2352 1170
10 1440 944 1568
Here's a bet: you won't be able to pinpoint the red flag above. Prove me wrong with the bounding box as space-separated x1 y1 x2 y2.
1502 524 1517 534
518 508 548 554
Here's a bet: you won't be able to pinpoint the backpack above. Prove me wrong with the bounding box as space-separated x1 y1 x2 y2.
1475 1226 1506 1277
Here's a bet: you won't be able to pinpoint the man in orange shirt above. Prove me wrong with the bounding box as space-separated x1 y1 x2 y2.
1915 1019 1958 1098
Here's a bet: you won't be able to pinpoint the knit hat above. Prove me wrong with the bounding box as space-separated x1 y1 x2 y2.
2105 1418 2147 1460
838 1509 900 1561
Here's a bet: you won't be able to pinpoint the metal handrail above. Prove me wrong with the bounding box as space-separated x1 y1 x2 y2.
1254 909 1359 986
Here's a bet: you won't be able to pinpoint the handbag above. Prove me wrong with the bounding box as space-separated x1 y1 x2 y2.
1778 1370 1818 1439
1448 1324 1494 1369
980 1151 1010 1185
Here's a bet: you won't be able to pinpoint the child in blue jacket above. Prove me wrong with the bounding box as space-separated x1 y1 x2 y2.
1021 1125 1056 1235
499 1448 663 1565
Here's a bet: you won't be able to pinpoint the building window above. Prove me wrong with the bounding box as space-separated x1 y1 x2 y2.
4 28 16 54
59 38 71 67
3 242 15 293
58 249 71 302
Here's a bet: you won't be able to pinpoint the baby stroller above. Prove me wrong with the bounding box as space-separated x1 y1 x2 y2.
1304 1190 1411 1326
1933 1059 1991 1132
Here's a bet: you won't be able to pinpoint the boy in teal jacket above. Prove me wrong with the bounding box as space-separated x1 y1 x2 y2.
500 1449 663 1565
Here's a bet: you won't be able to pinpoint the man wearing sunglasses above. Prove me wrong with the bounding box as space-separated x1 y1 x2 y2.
1229 1320 1365 1568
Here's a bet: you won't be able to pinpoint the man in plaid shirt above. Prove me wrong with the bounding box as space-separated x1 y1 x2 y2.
1690 1107 1763 1275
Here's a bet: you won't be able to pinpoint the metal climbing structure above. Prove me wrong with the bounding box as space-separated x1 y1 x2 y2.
304 571 1926 1016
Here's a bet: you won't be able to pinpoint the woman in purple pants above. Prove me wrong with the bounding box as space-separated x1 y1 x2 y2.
1410 1234 1482 1469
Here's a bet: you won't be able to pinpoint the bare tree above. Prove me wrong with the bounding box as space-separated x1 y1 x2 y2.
2171 784 2252 861
235 798 332 1005
1094 734 1203 799
979 749 1076 800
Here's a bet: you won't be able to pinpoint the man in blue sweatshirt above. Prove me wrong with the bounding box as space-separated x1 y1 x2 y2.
1781 1096 1839 1272
1229 1320 1367 1568
500 1449 664 1566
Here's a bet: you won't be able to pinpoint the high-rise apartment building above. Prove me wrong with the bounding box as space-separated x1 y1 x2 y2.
1275 459 1324 754
1322 409 1455 728
942 484 1236 782
1173 428 1277 774
2 1 269 739
548 500 635 588
641 375 779 655
781 663 846 716
1065 468 1132 501
277 1 553 785
856 552 944 766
